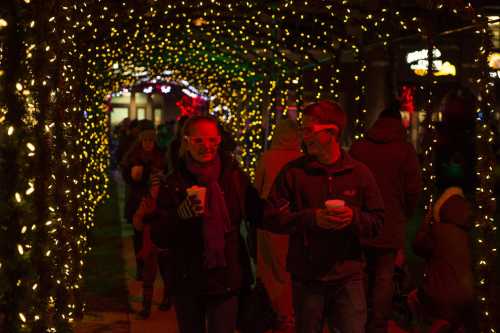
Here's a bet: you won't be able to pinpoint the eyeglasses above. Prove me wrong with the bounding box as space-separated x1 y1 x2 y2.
299 124 339 138
184 135 221 146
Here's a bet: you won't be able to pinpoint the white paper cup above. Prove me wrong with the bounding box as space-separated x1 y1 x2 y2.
325 199 345 210
186 186 207 212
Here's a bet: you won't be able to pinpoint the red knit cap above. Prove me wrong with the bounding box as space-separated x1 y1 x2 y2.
303 100 347 134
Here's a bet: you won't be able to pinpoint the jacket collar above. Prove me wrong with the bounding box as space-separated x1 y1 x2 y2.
304 150 356 174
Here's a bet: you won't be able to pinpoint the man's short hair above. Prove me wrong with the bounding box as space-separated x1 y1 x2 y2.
303 100 347 135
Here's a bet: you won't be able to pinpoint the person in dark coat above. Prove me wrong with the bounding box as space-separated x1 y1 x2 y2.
411 176 475 331
117 119 140 165
264 100 384 333
120 129 165 279
349 102 421 333
133 167 172 318
150 115 263 333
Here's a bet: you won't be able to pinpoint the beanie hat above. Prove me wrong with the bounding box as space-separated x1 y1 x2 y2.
303 100 347 134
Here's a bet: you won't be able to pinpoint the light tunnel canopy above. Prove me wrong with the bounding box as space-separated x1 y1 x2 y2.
83 0 482 176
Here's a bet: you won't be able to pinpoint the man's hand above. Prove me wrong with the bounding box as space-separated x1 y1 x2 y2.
315 206 353 230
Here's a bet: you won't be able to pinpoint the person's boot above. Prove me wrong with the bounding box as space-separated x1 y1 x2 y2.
137 300 151 319
159 290 172 311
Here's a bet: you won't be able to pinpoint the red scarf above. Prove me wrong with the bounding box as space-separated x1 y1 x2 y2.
186 154 231 269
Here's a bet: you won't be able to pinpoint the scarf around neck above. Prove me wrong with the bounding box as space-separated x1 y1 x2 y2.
186 154 231 269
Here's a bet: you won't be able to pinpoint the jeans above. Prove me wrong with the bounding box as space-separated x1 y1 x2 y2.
142 248 170 304
292 273 366 333
132 224 144 276
174 293 239 333
364 247 396 333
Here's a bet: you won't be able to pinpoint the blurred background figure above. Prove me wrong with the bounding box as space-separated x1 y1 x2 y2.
117 119 140 167
166 116 190 174
410 164 476 332
157 121 175 154
350 101 421 333
255 119 303 333
120 126 165 281
110 117 130 170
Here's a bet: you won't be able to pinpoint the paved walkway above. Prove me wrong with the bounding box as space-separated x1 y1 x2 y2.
74 173 179 333
74 227 178 333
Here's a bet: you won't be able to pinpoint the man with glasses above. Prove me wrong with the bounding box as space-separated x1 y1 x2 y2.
265 100 384 333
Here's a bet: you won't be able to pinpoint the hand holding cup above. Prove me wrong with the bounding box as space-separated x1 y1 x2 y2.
186 186 207 216
131 165 144 181
315 199 353 230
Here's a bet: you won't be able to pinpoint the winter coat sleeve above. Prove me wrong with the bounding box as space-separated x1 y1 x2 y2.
120 155 135 185
403 144 422 219
351 166 385 239
120 145 145 186
150 180 186 250
263 169 316 234
412 211 434 259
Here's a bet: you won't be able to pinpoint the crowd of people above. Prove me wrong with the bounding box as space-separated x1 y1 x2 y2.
112 99 476 333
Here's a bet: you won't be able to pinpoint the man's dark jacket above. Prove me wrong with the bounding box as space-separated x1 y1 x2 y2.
265 151 384 281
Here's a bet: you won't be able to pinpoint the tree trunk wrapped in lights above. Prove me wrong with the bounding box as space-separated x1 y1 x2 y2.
473 17 497 332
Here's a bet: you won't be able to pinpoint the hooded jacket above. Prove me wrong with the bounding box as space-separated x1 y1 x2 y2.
254 120 302 319
255 119 303 199
264 151 384 281
413 187 475 321
350 117 421 249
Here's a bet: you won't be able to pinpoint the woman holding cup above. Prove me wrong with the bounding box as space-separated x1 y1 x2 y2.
150 115 262 333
